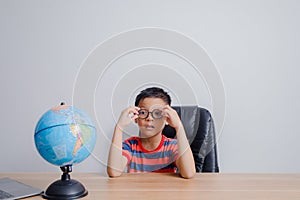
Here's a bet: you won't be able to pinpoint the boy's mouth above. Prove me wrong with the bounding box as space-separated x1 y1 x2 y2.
145 125 155 130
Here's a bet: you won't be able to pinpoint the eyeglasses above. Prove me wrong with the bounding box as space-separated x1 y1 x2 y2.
138 109 164 119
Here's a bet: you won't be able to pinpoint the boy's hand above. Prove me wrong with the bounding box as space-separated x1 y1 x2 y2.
116 106 140 130
163 105 183 130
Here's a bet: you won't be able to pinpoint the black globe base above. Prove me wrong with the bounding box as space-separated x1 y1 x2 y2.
43 165 88 200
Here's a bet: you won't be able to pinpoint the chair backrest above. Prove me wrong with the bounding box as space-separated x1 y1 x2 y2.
162 106 219 173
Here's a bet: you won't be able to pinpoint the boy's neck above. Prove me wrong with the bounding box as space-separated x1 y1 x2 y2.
140 132 162 151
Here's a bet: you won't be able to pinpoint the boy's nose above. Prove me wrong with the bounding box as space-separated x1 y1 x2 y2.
145 114 154 121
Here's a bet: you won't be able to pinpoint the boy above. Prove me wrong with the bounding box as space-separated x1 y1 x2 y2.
107 87 196 178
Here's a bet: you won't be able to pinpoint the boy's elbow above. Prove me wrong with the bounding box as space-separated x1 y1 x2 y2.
107 167 122 178
186 172 196 179
108 173 122 178
180 168 196 179
181 171 196 179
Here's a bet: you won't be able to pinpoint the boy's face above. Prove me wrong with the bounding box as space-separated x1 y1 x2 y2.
137 97 167 139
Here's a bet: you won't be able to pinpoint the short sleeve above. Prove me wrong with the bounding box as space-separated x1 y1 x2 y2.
170 140 179 163
162 136 178 163
122 140 132 164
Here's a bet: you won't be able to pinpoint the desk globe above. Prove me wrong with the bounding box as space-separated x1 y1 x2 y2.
34 103 96 199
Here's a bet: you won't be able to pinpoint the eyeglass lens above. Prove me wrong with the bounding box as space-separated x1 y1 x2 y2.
138 109 163 119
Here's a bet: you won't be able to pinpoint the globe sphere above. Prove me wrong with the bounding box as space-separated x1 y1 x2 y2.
34 104 96 166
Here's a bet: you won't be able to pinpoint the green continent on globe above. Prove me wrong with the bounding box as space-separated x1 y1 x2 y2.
70 124 94 156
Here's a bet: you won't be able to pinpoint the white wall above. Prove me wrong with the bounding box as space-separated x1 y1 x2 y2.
0 0 299 173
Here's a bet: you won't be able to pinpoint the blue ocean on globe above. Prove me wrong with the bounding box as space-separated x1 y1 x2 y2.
34 105 96 166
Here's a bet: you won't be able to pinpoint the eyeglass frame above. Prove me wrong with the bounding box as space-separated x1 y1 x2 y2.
138 109 164 119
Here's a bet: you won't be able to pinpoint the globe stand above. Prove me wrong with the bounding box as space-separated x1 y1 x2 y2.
43 165 88 199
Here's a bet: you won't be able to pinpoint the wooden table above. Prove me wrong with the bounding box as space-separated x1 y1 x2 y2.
1 173 300 199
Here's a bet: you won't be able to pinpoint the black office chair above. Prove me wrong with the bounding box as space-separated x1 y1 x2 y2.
162 106 219 173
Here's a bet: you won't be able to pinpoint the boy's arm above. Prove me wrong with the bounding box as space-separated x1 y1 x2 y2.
164 105 196 179
107 126 128 177
175 123 196 178
107 106 140 177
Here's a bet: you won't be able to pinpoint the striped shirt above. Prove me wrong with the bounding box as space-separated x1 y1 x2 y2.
122 135 178 173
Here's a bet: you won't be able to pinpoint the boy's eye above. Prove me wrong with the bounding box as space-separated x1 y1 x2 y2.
152 110 163 118
139 110 147 115
138 110 149 118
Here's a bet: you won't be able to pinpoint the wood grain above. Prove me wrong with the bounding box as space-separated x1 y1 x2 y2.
1 173 300 199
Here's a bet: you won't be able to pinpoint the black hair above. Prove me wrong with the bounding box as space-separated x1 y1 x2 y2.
135 87 171 106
